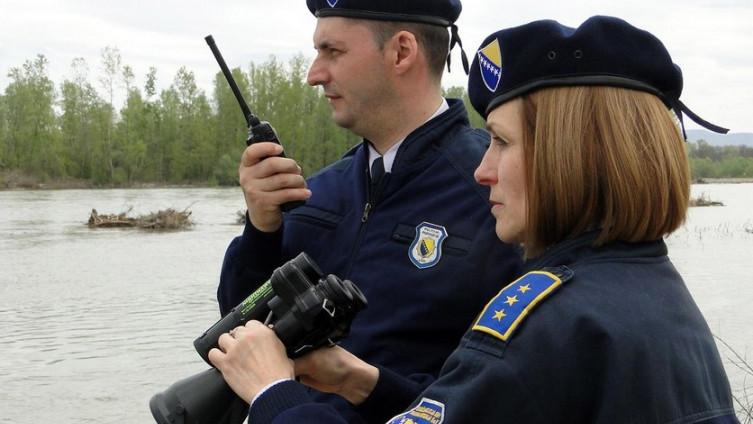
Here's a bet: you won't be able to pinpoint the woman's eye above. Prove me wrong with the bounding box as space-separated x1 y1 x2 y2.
492 136 509 147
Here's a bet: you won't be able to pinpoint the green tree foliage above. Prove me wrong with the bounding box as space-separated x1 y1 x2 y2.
0 93 7 169
2 54 63 179
59 57 111 181
687 140 753 179
443 85 485 129
98 46 126 181
212 66 249 179
116 85 148 183
3 50 749 187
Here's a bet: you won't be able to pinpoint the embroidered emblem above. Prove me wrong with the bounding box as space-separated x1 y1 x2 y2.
387 398 445 424
326 0 338 7
473 271 565 341
409 222 448 269
477 38 502 92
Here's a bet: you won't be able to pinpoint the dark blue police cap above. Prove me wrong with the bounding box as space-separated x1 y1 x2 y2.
468 16 728 136
306 0 469 73
306 0 461 26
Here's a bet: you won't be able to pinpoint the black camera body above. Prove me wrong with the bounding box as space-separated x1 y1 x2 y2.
150 253 367 424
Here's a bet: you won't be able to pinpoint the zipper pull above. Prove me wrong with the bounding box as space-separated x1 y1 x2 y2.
361 202 372 223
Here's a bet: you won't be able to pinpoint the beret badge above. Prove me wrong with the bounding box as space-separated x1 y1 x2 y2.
478 38 502 92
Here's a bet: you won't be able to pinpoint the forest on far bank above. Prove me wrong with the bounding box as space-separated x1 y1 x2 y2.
1 48 751 189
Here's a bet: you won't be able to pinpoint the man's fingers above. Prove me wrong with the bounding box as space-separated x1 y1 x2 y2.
208 348 224 367
241 142 284 167
217 332 236 352
245 320 266 330
255 157 302 177
251 173 306 192
257 188 312 207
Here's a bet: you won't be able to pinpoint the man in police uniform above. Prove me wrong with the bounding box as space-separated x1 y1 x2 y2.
215 0 520 421
218 0 519 422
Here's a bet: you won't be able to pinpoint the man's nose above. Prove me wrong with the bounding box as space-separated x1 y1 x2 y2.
307 58 327 86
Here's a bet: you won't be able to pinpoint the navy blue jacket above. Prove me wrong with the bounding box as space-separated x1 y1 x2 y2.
217 98 522 422
249 232 738 423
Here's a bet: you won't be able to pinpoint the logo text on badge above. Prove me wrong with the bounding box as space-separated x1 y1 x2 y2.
409 222 448 269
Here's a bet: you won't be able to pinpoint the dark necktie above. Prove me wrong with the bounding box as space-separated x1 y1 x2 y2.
370 156 385 187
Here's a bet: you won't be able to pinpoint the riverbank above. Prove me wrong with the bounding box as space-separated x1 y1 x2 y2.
696 177 753 184
0 170 225 190
3 169 753 190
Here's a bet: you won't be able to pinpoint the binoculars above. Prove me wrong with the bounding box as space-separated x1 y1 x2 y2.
149 253 367 424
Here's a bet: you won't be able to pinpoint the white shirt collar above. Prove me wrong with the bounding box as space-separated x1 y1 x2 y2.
368 98 450 174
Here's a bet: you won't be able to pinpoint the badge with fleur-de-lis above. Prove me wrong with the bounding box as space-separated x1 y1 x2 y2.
409 222 448 269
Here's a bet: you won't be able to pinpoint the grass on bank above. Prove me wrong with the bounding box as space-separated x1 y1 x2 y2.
715 336 753 422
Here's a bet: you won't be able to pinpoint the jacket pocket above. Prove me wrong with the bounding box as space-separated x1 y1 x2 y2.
391 223 472 256
286 205 343 229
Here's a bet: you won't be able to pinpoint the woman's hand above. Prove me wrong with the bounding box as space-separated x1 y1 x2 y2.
208 320 294 403
294 345 379 405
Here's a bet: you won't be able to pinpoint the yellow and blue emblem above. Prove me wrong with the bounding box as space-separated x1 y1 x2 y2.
477 38 502 92
387 398 445 424
409 222 448 269
473 269 570 342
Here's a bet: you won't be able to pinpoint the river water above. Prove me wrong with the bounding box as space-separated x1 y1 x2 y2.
0 185 751 423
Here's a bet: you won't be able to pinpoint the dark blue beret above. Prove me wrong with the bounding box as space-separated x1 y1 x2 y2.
306 0 470 73
306 0 462 26
468 16 728 135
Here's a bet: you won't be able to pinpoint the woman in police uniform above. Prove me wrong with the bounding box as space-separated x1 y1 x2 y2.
209 16 739 423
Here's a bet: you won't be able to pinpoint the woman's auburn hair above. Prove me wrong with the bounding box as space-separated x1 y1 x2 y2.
520 86 690 257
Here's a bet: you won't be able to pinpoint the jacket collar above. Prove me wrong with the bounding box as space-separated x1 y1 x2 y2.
523 231 668 272
345 98 471 173
391 98 470 172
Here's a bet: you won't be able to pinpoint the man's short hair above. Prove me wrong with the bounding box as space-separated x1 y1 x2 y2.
362 20 449 81
519 86 689 258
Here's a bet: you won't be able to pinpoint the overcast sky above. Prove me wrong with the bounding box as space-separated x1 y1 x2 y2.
1 0 751 132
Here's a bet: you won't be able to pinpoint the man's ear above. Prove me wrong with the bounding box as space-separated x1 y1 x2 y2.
388 30 420 75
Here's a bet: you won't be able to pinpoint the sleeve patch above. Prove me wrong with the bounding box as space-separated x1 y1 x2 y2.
473 271 564 342
387 398 445 424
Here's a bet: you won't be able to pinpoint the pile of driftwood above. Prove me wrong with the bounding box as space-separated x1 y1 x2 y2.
689 193 724 207
236 210 246 224
87 207 192 230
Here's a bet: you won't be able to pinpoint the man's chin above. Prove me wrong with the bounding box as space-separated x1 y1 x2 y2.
331 113 354 130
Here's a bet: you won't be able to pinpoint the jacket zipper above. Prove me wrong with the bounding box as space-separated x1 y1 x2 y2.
346 166 386 277
362 165 387 223
361 203 372 222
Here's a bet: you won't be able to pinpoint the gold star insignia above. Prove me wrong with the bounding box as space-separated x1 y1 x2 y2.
518 284 531 293
505 295 519 306
493 309 506 321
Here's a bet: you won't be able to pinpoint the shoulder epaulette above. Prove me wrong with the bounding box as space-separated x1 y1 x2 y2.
473 266 573 342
